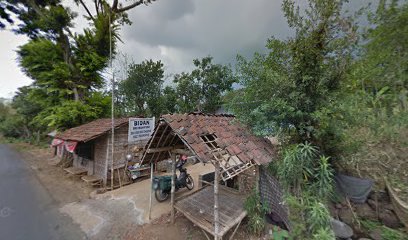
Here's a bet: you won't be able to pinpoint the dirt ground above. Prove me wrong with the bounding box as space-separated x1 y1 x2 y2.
12 143 262 240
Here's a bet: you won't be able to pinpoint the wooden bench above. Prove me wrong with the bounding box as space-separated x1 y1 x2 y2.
81 175 103 187
64 166 88 175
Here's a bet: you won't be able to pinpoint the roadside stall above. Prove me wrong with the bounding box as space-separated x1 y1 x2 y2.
141 112 278 240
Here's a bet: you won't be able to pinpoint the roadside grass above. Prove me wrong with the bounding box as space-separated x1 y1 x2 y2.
360 219 408 240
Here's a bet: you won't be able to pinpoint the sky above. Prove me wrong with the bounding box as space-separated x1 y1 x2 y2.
0 0 291 99
0 0 368 99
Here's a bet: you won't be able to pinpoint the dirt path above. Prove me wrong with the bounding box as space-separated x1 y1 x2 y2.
13 143 257 240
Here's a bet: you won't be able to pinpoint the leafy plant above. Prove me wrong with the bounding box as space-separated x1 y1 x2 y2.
312 156 334 200
244 189 269 236
278 142 317 195
270 225 289 240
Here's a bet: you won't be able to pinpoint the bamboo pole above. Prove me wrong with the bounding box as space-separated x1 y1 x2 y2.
171 153 176 224
148 161 154 220
104 137 109 187
214 161 220 240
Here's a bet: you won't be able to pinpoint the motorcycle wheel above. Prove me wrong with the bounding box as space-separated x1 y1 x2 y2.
155 189 169 202
186 175 194 190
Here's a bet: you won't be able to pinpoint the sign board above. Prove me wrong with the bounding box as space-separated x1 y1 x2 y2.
128 117 155 143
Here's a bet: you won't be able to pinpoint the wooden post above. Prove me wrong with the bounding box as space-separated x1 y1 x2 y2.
171 153 176 224
104 137 109 187
214 161 220 240
148 161 154 220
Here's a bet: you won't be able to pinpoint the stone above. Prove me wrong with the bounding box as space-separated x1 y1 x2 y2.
367 199 378 210
358 238 373 240
330 218 354 239
355 203 377 221
369 229 382 240
379 210 402 228
338 208 354 226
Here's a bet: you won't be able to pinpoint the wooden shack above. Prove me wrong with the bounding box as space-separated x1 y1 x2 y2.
54 118 149 186
141 113 279 239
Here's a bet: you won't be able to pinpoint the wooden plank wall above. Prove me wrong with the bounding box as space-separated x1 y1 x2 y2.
93 125 148 179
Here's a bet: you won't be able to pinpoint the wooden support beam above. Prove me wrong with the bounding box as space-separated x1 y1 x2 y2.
148 161 154 221
171 152 176 224
214 161 220 240
146 145 185 154
171 148 194 156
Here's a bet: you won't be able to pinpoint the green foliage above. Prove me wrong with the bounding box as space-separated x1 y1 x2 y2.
244 189 269 236
285 193 334 239
311 227 335 240
361 219 408 240
326 0 408 180
270 225 289 240
229 0 355 146
173 56 236 113
276 142 335 239
117 59 164 117
278 142 317 194
0 102 25 138
312 156 334 200
35 99 106 130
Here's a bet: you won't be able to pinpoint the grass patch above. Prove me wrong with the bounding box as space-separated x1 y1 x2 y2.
360 219 408 240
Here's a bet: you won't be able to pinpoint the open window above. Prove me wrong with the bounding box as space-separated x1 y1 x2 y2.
201 134 219 150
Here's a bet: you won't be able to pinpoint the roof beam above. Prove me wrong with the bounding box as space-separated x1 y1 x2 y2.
146 145 185 153
171 148 194 156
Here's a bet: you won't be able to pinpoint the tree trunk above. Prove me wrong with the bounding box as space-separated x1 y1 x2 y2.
73 87 80 102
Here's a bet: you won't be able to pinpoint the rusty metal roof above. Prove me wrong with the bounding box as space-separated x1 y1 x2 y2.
55 118 129 142
142 112 277 166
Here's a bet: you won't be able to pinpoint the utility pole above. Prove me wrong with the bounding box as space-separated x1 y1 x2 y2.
109 11 115 190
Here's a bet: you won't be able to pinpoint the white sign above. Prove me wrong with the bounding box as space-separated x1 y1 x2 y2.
128 117 155 143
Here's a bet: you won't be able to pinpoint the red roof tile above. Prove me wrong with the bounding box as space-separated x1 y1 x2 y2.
55 118 130 142
143 113 276 165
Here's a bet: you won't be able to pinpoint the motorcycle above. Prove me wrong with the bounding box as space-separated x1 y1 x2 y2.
153 155 194 202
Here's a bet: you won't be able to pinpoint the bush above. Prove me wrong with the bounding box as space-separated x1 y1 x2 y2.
244 189 269 236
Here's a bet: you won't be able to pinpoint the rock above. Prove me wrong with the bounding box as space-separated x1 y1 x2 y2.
355 203 377 221
383 203 394 211
328 204 338 217
367 199 378 210
379 210 402 228
358 238 373 240
330 218 354 239
338 208 354 226
336 203 343 209
369 229 382 240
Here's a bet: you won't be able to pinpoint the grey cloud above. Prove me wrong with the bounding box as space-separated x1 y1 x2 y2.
120 0 290 74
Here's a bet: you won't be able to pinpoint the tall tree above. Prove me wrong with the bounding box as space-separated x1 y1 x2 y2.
174 56 236 113
118 59 164 116
229 0 356 146
2 0 157 131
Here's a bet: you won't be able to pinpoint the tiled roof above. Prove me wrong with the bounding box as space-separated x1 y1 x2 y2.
55 118 129 142
143 112 276 165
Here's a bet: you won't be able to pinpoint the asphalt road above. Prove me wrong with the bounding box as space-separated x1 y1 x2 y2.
0 144 86 240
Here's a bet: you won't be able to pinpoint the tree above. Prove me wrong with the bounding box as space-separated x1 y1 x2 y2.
118 59 164 117
229 0 356 146
2 0 157 132
174 56 236 113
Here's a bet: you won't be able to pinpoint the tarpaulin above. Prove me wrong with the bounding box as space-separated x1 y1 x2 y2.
335 173 374 203
51 138 64 147
64 141 78 153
